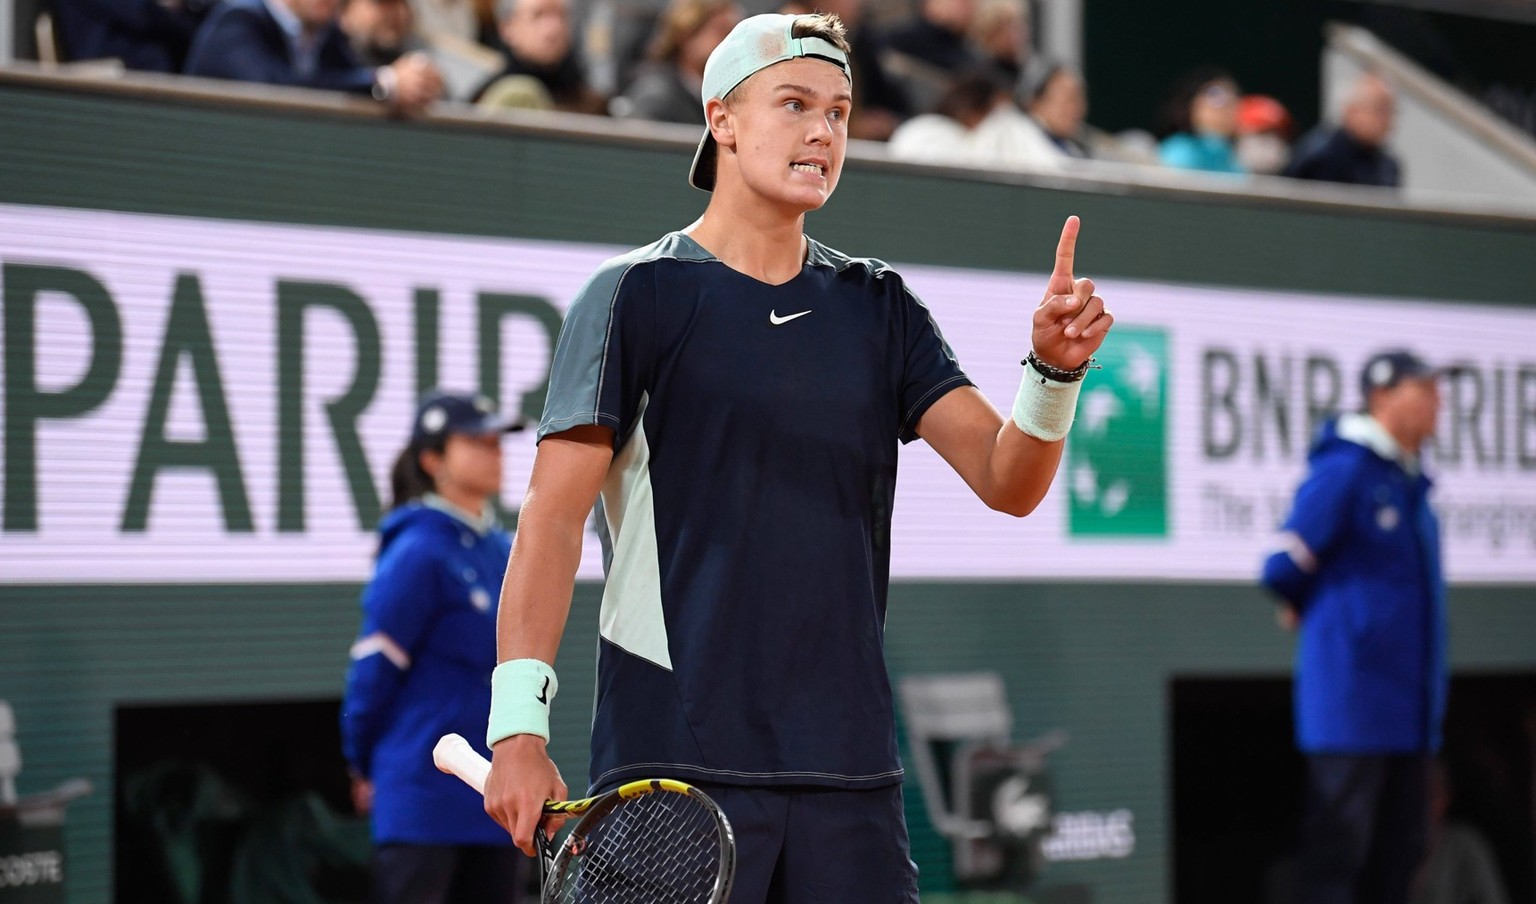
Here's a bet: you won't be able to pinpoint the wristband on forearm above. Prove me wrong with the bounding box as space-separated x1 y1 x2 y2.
1011 352 1090 442
487 658 558 746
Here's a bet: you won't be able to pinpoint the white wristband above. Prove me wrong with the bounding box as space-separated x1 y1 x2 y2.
1011 359 1085 442
487 658 558 746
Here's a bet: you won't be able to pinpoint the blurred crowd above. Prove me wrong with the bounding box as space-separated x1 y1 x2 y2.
45 0 1401 188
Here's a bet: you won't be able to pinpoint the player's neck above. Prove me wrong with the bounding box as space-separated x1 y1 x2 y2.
687 199 809 286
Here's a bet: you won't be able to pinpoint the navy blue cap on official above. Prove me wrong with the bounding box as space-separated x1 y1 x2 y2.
411 390 524 445
1359 349 1453 401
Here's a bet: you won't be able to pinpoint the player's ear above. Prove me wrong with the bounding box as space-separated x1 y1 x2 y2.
706 96 736 149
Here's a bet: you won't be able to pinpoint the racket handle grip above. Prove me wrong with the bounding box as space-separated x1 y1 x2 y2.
433 733 491 795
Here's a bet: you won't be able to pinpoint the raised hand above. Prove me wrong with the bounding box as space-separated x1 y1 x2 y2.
1031 216 1113 370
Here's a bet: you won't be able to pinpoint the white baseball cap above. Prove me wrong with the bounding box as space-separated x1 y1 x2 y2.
688 13 852 192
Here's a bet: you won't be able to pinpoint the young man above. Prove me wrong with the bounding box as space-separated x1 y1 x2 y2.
1262 350 1453 904
481 12 1112 899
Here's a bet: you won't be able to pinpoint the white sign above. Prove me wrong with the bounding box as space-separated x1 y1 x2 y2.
2 203 1533 583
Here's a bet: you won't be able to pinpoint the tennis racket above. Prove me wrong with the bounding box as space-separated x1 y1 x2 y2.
433 733 736 904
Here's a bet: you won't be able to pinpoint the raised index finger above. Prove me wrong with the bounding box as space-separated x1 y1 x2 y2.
1049 216 1080 293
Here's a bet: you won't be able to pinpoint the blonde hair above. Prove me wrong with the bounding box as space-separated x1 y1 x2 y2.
790 12 851 55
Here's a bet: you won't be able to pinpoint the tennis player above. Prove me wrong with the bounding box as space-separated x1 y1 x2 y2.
482 12 1113 900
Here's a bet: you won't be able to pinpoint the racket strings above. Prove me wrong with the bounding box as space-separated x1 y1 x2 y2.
548 792 724 903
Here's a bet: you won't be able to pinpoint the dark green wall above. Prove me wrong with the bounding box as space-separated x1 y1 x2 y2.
5 582 1533 903
2 74 1535 904
2 79 1535 304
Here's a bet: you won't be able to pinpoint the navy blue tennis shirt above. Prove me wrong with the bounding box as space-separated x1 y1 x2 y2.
539 233 973 793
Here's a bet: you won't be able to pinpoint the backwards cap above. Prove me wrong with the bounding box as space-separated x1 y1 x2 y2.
688 13 851 192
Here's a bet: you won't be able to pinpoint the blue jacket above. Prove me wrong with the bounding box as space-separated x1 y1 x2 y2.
1261 414 1447 754
341 498 512 846
1284 126 1402 188
183 0 375 94
1158 132 1246 175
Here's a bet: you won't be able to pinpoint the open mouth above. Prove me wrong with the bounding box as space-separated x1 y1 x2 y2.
791 162 826 176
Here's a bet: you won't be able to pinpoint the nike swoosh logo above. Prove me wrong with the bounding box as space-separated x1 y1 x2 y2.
536 676 550 705
769 309 812 325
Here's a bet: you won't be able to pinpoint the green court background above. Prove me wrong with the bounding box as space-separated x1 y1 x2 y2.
2 72 1535 904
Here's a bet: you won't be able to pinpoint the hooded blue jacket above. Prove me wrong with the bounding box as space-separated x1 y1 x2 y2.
341 498 512 846
1261 414 1448 754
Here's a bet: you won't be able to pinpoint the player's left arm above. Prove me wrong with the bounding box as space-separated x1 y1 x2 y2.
917 216 1113 516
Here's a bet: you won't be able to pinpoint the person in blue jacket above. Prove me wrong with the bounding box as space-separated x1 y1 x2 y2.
342 390 526 904
1156 68 1246 176
1261 350 1454 904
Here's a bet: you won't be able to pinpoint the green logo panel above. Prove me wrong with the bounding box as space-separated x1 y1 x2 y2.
1068 326 1168 537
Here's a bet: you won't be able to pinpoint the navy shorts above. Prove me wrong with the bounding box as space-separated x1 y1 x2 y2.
692 782 920 904
370 843 527 904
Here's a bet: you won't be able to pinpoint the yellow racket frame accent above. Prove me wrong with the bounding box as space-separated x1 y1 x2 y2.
541 778 697 816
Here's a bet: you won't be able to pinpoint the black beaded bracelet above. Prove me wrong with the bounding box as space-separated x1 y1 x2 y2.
1022 350 1094 383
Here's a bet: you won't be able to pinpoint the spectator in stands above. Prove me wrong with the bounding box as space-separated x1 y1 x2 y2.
353 0 500 100
1234 94 1295 175
471 0 606 113
1024 63 1089 158
609 0 740 124
888 68 1061 170
1284 73 1402 188
787 0 910 140
971 0 1029 89
881 0 987 114
337 0 494 101
344 0 502 100
341 0 419 66
408 0 488 45
184 0 444 115
1156 67 1245 175
51 0 213 73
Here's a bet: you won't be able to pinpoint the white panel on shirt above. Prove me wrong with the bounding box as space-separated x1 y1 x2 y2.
598 393 673 671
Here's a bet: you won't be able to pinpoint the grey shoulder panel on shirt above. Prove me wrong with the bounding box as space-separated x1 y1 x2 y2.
805 236 895 280
537 233 717 441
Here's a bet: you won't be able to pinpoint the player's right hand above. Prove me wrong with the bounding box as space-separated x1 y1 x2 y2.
484 733 568 857
1032 216 1112 370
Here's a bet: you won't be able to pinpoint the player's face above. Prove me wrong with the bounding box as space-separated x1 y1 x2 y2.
431 432 504 502
724 57 851 212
